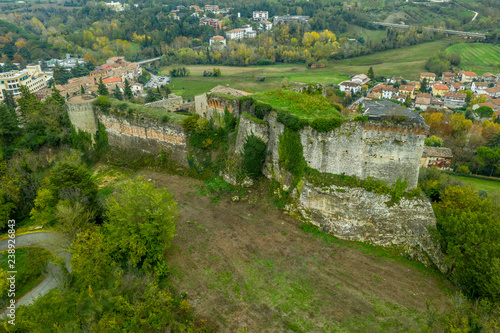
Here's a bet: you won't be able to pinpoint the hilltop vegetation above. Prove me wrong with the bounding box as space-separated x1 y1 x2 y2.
445 43 500 74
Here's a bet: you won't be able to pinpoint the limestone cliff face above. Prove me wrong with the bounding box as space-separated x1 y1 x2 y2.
298 181 446 273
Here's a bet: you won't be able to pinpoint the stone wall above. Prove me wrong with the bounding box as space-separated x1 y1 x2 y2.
195 93 241 126
144 93 183 111
300 122 426 189
66 98 98 135
97 113 188 165
297 180 446 273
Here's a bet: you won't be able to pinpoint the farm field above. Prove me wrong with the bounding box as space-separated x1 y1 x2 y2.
342 25 387 43
163 40 451 99
445 43 500 75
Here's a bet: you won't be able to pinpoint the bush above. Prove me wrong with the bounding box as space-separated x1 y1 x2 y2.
310 117 344 132
278 128 307 182
93 95 111 113
456 165 470 174
474 106 494 118
169 67 190 77
242 135 267 180
276 111 309 131
425 135 444 147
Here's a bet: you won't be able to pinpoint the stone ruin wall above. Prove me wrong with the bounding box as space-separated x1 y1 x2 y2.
144 94 183 111
66 99 188 165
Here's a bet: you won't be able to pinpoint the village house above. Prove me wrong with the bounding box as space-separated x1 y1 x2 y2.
131 82 143 95
260 20 273 31
482 72 497 83
199 17 222 29
420 72 436 82
253 11 268 20
351 74 370 86
399 85 417 99
90 67 109 78
415 97 431 111
209 35 226 47
204 4 218 11
102 77 121 87
225 29 245 40
365 91 381 100
471 81 489 95
432 84 450 97
459 71 478 83
392 94 407 103
421 146 453 170
441 72 456 84
443 92 467 108
382 86 398 99
430 99 445 110
273 15 310 24
472 102 498 114
339 81 361 94
450 82 466 92
485 86 500 98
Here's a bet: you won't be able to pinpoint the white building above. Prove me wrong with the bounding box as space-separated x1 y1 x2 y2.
226 26 256 40
105 1 124 11
339 81 361 94
253 11 268 20
260 20 273 31
0 65 48 100
209 35 227 46
471 82 489 95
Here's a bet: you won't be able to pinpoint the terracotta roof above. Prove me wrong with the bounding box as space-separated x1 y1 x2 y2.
491 98 500 106
423 146 453 158
382 86 398 92
474 82 489 87
451 82 465 88
340 81 360 87
433 84 449 90
415 97 430 105
420 72 436 77
460 71 477 76
442 72 455 77
416 93 432 98
408 81 420 86
227 29 243 33
210 35 225 40
372 84 386 92
399 85 415 91
482 72 495 77
485 87 500 94
444 92 466 98
102 77 121 84
477 102 495 109
366 92 381 99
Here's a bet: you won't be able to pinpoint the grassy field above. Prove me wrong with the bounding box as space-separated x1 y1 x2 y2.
0 247 52 301
445 43 500 75
450 174 500 197
342 25 387 43
163 40 452 99
328 40 453 80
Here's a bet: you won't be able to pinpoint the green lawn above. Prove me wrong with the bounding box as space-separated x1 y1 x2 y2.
342 25 387 43
0 247 52 301
162 64 349 100
450 175 500 197
445 43 500 74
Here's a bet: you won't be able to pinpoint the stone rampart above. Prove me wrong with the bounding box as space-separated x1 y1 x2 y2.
66 97 98 135
97 112 188 165
144 94 183 111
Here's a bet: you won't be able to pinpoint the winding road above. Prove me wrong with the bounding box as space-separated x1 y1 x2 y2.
0 232 70 317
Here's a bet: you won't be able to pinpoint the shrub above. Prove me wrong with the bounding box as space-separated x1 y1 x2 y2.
425 135 444 147
456 165 470 174
242 135 267 180
278 128 307 182
277 111 309 131
93 95 111 113
310 117 344 132
169 67 190 77
474 106 494 118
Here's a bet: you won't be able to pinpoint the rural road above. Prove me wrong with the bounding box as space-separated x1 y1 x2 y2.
0 232 71 317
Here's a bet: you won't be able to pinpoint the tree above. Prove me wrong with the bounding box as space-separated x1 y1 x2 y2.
475 147 500 176
420 78 427 93
367 66 374 79
112 84 123 100
2 89 16 110
80 85 85 95
71 229 114 288
425 135 443 147
104 179 178 269
55 201 96 240
123 78 133 99
434 186 500 300
403 94 412 107
145 88 161 103
474 106 494 118
242 135 267 180
97 78 109 96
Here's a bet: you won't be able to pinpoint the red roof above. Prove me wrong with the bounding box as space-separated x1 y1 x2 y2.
460 71 477 76
433 84 449 90
102 77 121 84
210 35 225 40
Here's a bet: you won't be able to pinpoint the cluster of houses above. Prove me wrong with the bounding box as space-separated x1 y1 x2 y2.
362 71 500 114
50 57 144 98
39 54 85 69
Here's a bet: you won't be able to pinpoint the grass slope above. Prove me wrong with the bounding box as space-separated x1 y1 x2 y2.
449 174 500 197
445 43 500 74
0 247 52 301
88 165 454 333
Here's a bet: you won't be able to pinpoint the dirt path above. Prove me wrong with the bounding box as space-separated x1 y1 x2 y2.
140 171 452 332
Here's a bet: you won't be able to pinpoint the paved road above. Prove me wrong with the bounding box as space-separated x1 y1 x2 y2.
0 232 71 317
136 57 161 65
370 21 486 38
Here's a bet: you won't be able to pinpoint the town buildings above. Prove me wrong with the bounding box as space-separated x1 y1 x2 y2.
253 11 268 20
0 65 49 100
